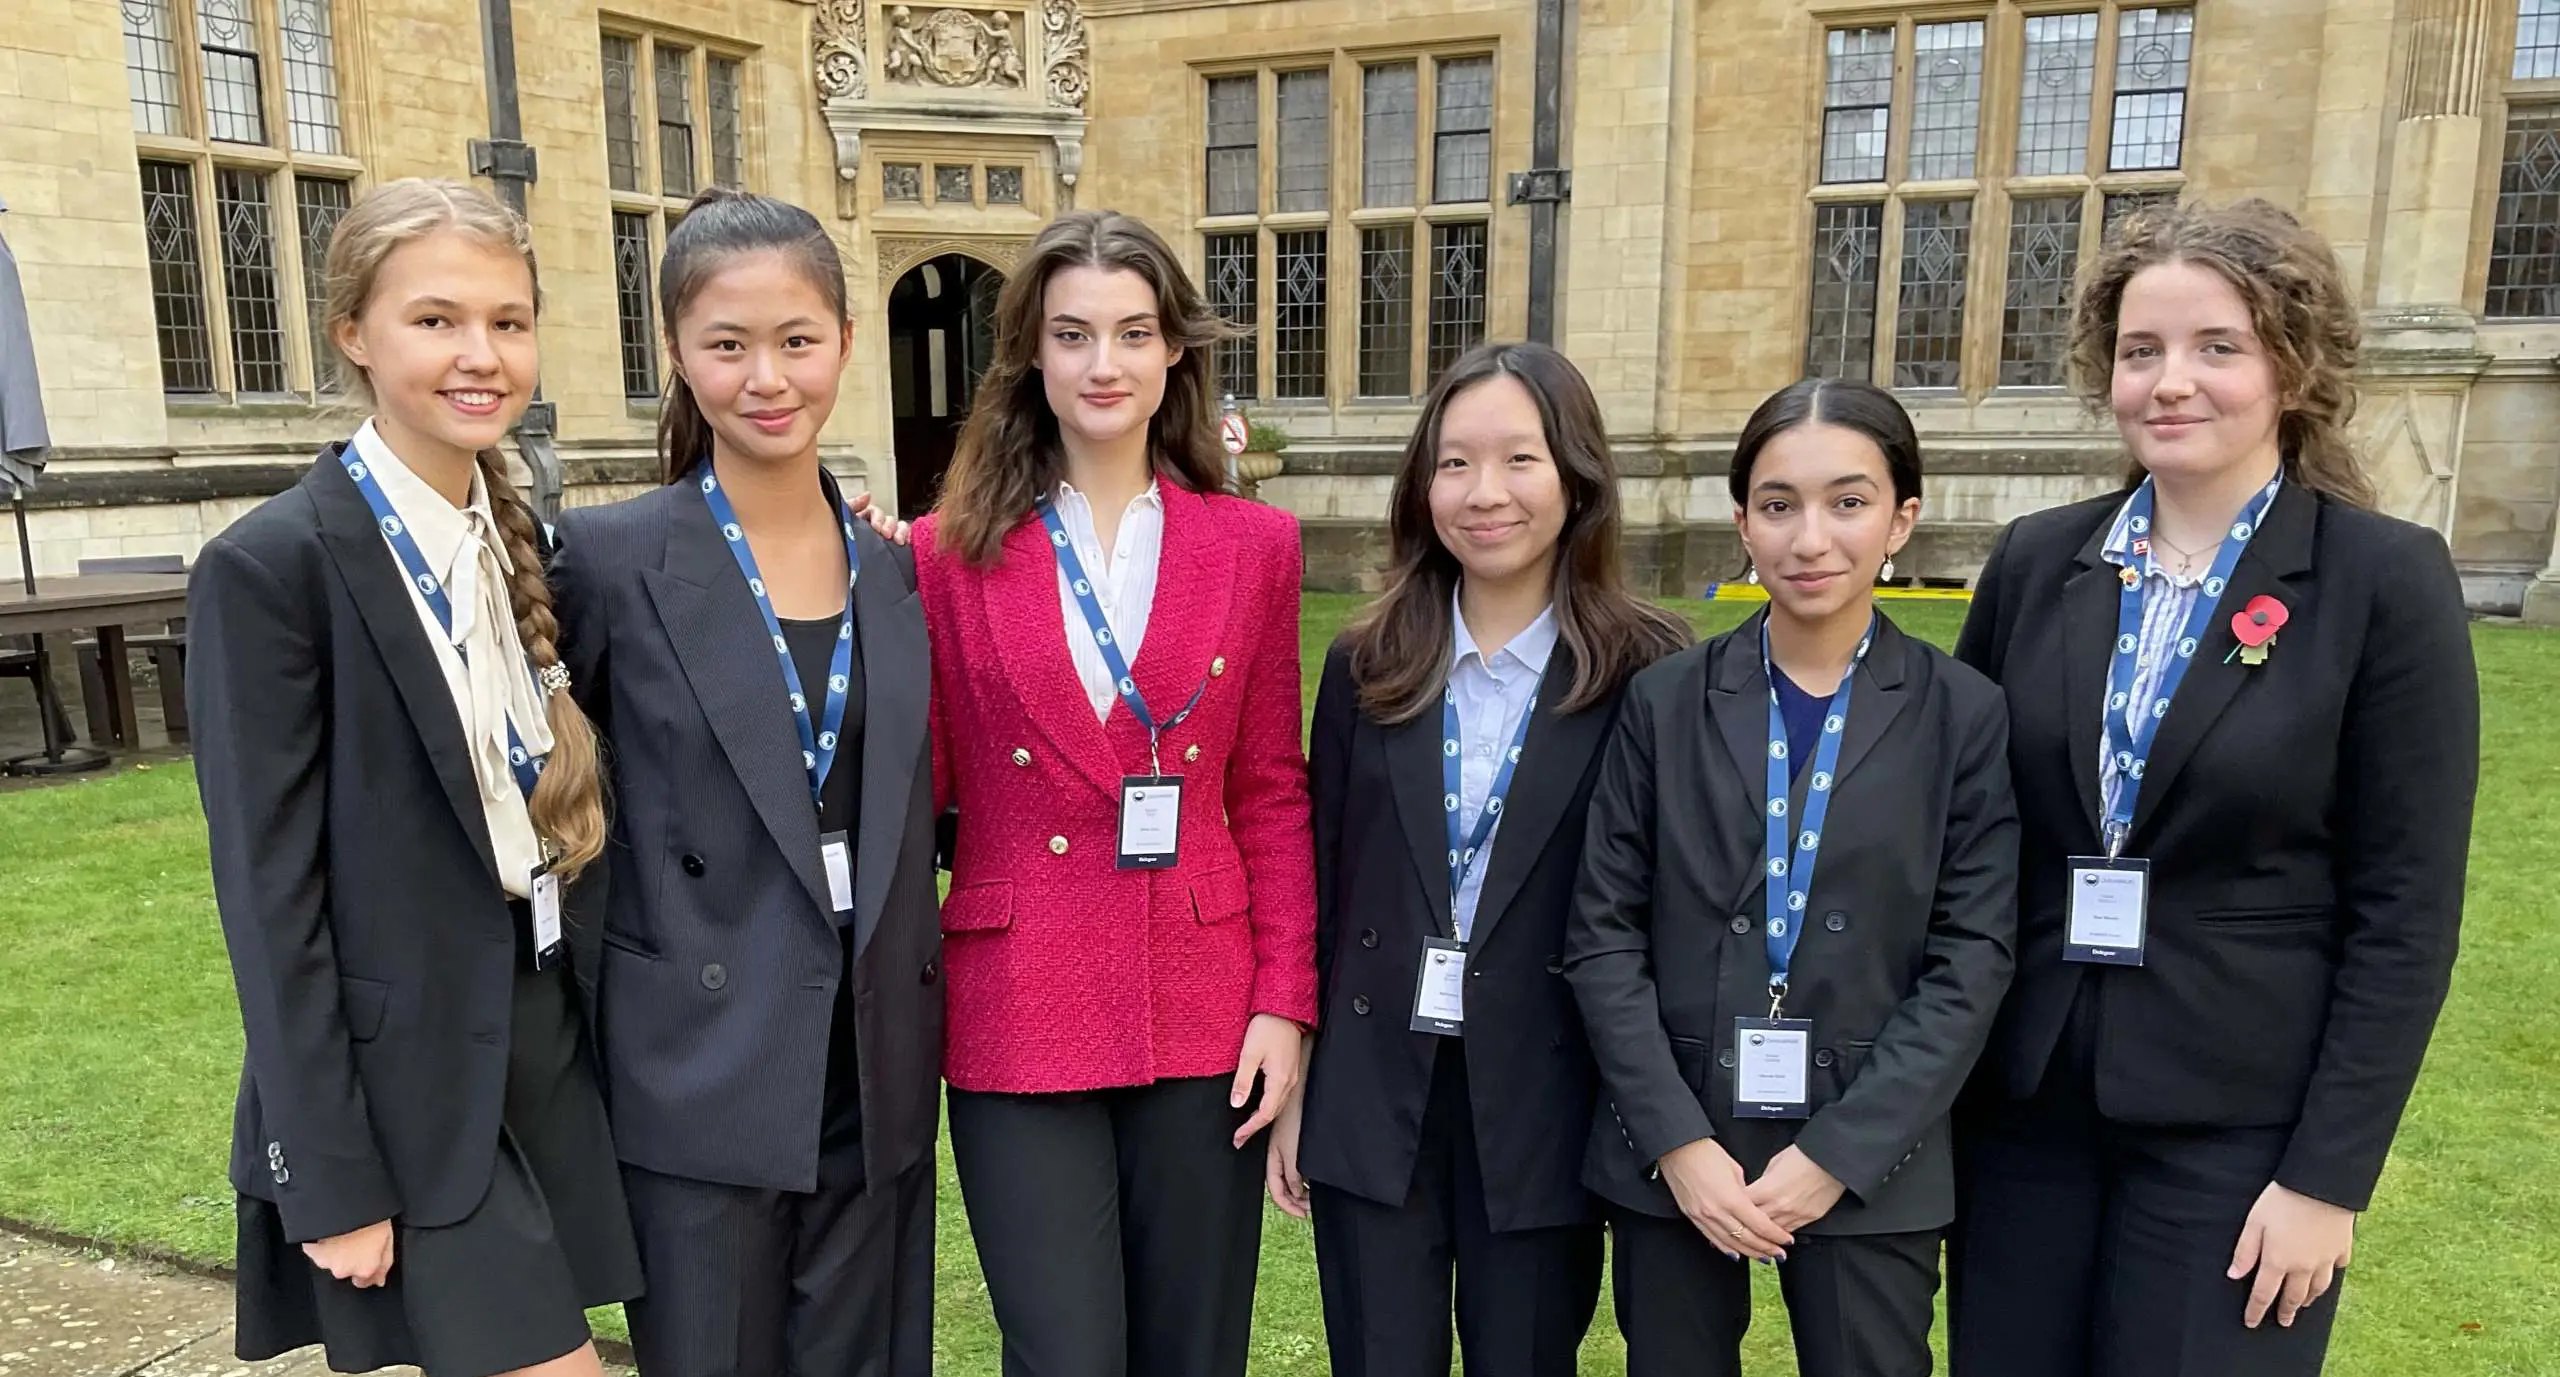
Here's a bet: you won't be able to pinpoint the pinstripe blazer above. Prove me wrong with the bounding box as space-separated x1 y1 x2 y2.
554 477 943 1194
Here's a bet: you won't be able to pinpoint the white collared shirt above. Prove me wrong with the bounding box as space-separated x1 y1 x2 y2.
353 420 549 898
1052 479 1165 721
1447 593 1557 942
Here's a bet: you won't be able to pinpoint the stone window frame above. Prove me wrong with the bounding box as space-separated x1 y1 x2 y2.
125 0 364 403
2475 2 2560 320
1192 44 1499 407
1802 2 2188 399
601 26 759 403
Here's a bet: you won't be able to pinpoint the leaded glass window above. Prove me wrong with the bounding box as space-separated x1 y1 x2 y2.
1909 22 1984 180
709 56 746 189
1363 63 1419 207
1433 57 1493 203
603 35 643 193
1358 226 1413 398
2109 8 2192 172
657 45 698 198
214 168 289 394
1205 232 1258 400
1821 28 1894 183
295 175 351 385
1278 70 1330 213
196 0 266 145
1426 222 1488 380
613 212 658 397
280 0 341 155
123 0 186 136
1206 75 1258 216
2520 0 2560 80
1274 230 1327 399
2000 196 2081 387
2017 13 2098 176
1893 199 1972 388
142 161 216 394
1805 202 1882 382
2489 109 2560 318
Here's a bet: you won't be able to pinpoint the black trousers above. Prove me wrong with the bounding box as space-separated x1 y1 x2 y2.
1608 1207 1939 1377
1310 1045 1601 1377
1948 1071 2342 1377
947 1075 1265 1377
620 1155 934 1377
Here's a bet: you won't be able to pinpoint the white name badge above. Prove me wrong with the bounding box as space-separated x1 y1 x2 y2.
820 830 855 917
2064 855 2150 966
1410 937 1467 1035
1732 1017 1814 1119
1117 775 1182 869
529 865 564 971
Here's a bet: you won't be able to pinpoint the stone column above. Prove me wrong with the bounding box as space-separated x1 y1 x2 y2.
2357 0 2494 535
2523 504 2560 624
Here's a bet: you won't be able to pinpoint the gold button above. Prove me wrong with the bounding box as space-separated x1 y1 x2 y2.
1011 747 1032 767
1048 835 1069 855
1184 743 1201 763
1210 656 1227 677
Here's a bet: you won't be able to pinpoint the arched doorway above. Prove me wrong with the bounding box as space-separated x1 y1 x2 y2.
888 253 1003 516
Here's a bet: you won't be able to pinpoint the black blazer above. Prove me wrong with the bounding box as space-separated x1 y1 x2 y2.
190 447 592 1242
1298 636 1630 1234
553 477 942 1196
1954 483 2477 1211
1564 613 2017 1235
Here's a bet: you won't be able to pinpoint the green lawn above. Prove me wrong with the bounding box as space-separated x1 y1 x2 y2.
2 596 2553 1374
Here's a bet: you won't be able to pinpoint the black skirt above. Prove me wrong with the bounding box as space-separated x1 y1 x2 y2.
233 949 643 1377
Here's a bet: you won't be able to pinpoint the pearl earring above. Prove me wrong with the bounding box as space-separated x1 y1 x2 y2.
1744 565 1759 586
1880 557 1896 584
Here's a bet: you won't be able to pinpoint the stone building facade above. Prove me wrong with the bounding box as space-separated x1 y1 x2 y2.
3 0 2558 619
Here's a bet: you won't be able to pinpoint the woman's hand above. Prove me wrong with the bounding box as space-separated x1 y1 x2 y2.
1265 1089 1311 1218
1658 1137 1791 1263
302 1219 396 1288
1230 1012 1303 1148
846 490 912 547
2229 1182 2356 1328
1744 1144 1847 1234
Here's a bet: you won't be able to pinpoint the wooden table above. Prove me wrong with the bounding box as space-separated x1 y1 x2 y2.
0 573 190 749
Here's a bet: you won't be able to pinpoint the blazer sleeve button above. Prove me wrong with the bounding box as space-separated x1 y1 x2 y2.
1729 915 1752 935
1545 955 1565 974
1824 911 1848 932
700 963 728 992
1814 1048 1835 1068
1012 747 1032 767
1351 995 1372 1015
1048 835 1069 855
682 854 706 877
1360 928 1379 948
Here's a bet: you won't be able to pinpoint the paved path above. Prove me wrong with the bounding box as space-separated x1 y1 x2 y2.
0 1231 630 1376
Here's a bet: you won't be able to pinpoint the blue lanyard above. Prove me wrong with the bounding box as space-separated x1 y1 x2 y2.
1761 615 1873 1010
338 445 545 799
1440 670 1541 943
696 463 860 805
2101 475 2280 856
1037 498 1206 773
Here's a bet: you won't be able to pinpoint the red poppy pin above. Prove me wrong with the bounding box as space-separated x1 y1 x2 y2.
2225 595 2288 666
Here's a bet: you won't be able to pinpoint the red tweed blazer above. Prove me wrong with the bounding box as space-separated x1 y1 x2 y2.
914 483 1318 1094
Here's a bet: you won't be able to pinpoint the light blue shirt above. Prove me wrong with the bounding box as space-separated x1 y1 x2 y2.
1448 595 1557 942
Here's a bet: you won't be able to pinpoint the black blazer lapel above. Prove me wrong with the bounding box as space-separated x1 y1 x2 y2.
849 521 925 960
1471 654 1609 950
1387 705 1457 935
1827 615 1911 790
1708 610 1773 800
307 450 500 885
642 495 833 919
2125 482 2319 842
2063 512 2121 847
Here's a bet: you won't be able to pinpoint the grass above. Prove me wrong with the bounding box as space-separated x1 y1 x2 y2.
2 596 2553 1374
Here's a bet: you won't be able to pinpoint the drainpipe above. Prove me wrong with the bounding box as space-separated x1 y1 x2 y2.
1508 0 1573 345
470 0 564 523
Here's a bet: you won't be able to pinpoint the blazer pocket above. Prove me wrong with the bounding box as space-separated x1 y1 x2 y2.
600 927 662 960
942 879 1016 933
1668 1035 1715 1101
2195 905 2335 930
1188 863 1249 926
339 975 389 1043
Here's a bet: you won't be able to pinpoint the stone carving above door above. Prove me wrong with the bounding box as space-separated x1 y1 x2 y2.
883 6 1027 90
814 0 868 100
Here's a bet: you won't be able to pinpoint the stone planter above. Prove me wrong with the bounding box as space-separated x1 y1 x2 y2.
1235 449 1284 499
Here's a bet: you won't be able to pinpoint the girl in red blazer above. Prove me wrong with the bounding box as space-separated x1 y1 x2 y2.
910 209 1316 1377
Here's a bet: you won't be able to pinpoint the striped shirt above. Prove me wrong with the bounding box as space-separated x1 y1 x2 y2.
2095 475 2283 829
